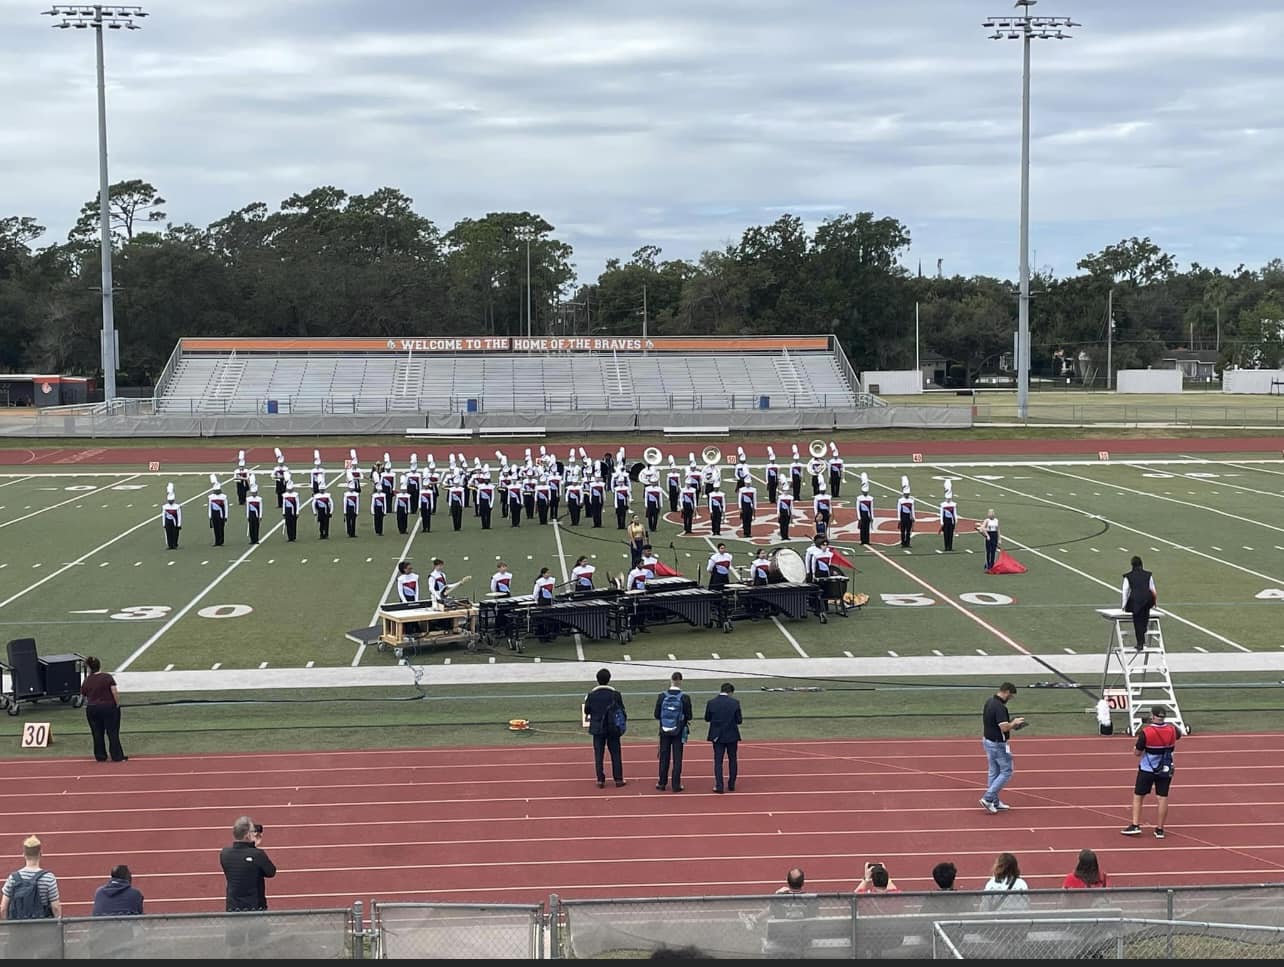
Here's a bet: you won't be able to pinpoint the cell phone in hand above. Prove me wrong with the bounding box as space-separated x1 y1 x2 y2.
254 824 264 835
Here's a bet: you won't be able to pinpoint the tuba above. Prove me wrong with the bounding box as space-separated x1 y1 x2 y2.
807 440 827 476
644 446 664 466
809 440 827 459
702 445 722 465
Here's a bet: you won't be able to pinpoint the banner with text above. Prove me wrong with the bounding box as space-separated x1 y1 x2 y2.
181 336 831 354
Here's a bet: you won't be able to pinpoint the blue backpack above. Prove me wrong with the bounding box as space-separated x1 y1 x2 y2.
659 690 685 732
6 870 53 920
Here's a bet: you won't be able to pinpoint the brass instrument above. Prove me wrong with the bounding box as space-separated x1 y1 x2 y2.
808 440 827 459
702 445 722 465
643 446 663 466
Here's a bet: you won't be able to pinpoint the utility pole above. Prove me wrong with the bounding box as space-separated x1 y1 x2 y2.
984 1 1080 419
43 4 149 404
1106 287 1113 390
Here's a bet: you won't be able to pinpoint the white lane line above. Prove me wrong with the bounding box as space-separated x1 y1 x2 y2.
211 662 221 670
0 474 139 529
355 514 422 668
943 468 1251 653
552 517 585 661
118 471 339 673
164 664 174 672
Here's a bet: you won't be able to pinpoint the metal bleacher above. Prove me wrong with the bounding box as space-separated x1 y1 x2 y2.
156 349 861 414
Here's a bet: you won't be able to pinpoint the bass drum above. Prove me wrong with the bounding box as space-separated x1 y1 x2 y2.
767 548 806 584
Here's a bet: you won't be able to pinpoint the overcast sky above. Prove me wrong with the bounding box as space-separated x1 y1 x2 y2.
4 0 1283 286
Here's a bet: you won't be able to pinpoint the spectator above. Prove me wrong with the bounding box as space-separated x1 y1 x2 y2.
92 864 144 916
654 672 693 793
776 867 807 894
931 862 957 891
1062 849 1108 889
854 861 899 894
219 816 276 911
583 668 627 788
918 861 962 917
1 835 61 920
980 852 1029 911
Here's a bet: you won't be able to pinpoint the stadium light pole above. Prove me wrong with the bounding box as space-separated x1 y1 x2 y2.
42 4 148 404
514 225 536 339
983 1 1078 419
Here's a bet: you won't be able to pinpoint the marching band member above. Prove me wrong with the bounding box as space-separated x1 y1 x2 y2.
565 474 583 526
246 475 263 544
343 472 360 538
233 451 249 505
828 443 844 497
897 476 915 548
282 473 301 542
613 476 631 530
601 448 617 482
939 479 958 551
706 542 734 590
813 538 837 582
588 474 605 528
349 449 363 494
548 461 562 520
394 475 412 535
536 473 552 525
680 478 698 534
272 448 287 509
406 454 422 509
857 473 874 545
812 479 832 536
644 473 664 532
734 447 750 492
507 474 524 527
666 456 682 513
609 458 629 492
370 481 387 536
379 453 395 502
777 480 794 541
522 468 537 522
396 560 420 603
701 456 718 496
750 548 772 586
685 452 701 494
313 480 333 540
534 566 557 604
627 515 647 566
161 482 182 550
640 543 660 580
477 469 495 529
764 447 779 505
738 478 757 538
707 482 726 537
808 450 826 497
789 445 804 498
208 474 228 547
804 534 826 581
417 473 435 533
310 450 325 496
470 458 484 516
625 562 649 593
490 561 514 596
426 454 440 501
447 473 466 532
428 558 449 607
571 555 596 590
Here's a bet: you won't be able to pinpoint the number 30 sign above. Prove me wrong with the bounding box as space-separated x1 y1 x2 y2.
20 723 52 748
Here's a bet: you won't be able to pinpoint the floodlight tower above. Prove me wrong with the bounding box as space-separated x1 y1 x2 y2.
42 4 149 404
514 225 536 339
983 1 1079 419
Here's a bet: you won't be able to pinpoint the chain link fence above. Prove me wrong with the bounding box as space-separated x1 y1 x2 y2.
371 902 544 959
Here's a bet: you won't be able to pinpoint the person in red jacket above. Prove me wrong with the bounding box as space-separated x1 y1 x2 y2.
1062 848 1108 889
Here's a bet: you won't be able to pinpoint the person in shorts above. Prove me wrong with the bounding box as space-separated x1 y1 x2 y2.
1121 705 1180 840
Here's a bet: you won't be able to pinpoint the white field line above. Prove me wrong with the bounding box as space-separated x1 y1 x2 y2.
353 515 423 668
0 475 33 489
0 474 139 529
698 534 807 657
940 468 1251 652
1196 456 1284 479
551 517 586 662
0 477 245 612
117 471 341 673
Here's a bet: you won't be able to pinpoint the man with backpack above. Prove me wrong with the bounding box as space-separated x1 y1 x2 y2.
1 835 61 920
583 668 628 789
654 672 694 792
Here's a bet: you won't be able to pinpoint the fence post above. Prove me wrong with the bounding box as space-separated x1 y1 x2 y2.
352 899 364 960
547 893 560 959
1165 889 1175 957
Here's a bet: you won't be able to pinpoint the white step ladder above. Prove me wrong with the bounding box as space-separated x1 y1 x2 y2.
1097 608 1187 736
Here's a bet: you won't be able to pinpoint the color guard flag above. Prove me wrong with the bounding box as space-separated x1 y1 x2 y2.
986 550 1027 575
652 560 682 577
829 548 857 570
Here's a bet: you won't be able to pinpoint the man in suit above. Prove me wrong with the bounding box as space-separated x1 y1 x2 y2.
582 668 627 789
704 682 743 793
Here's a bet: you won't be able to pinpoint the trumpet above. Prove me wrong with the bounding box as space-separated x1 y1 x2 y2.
702 445 722 465
808 440 827 459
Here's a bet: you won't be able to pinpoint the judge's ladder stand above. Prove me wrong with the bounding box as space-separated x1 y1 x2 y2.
1098 608 1188 736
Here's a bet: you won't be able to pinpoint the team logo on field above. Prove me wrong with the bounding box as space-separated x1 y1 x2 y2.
664 502 977 546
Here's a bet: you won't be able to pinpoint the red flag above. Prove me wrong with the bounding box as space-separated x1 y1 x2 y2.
828 548 857 570
986 550 1027 575
652 559 682 577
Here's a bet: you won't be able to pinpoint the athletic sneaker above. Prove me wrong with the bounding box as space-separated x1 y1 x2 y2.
994 801 1011 811
979 798 999 814
1120 824 1142 836
1154 827 1165 840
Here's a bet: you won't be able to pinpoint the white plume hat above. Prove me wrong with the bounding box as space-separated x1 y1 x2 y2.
399 474 407 488
830 442 839 456
249 474 259 493
525 448 532 459
901 475 910 490
274 447 284 463
383 452 391 465
313 449 321 466
767 446 776 460
349 448 358 462
668 455 676 466
166 482 175 498
737 446 746 460
944 478 953 496
409 453 418 467
579 447 588 459
209 473 219 490
791 444 800 458
539 445 547 457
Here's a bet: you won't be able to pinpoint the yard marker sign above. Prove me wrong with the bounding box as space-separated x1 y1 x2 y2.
1098 451 1110 461
148 461 160 471
20 722 52 748
912 452 924 463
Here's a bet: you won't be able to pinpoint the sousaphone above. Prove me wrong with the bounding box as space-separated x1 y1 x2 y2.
632 446 663 483
702 445 722 466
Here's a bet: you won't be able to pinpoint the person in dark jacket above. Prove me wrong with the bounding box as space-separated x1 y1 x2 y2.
704 682 743 793
219 816 276 911
91 865 144 916
583 668 627 789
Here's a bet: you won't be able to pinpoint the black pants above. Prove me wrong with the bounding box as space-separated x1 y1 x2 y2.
235 481 248 505
682 507 694 534
1130 605 1151 648
318 511 330 539
284 513 297 542
647 505 660 532
480 503 492 529
713 740 738 791
86 704 125 762
658 732 684 789
510 503 521 527
710 510 722 536
668 487 679 512
942 520 955 551
396 508 409 534
791 472 802 497
830 470 842 497
741 512 753 537
408 485 420 510
593 732 624 784
165 522 180 549
450 505 462 531
420 507 432 533
899 514 913 547
590 501 603 528
211 517 225 546
859 514 871 545
778 512 790 540
249 515 261 544
615 506 627 530
538 501 549 525
550 495 560 520
631 540 644 567
524 495 536 520
345 511 356 538
275 483 285 508
811 475 822 497
568 500 581 525
767 480 777 504
374 509 384 535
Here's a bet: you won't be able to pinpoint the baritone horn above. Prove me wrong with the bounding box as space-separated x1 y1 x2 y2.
644 446 664 466
702 445 722 465
808 440 827 459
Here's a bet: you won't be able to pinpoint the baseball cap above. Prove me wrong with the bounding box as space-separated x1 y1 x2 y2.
1150 706 1167 718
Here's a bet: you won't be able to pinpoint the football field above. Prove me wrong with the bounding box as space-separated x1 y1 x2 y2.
1 449 1282 680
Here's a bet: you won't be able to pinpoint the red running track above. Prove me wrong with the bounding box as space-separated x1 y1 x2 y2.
1 734 1281 916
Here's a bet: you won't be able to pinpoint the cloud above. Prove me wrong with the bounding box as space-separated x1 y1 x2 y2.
2 0 1283 284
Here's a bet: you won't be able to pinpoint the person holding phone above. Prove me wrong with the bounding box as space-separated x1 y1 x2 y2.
219 816 276 911
854 861 899 894
980 682 1025 814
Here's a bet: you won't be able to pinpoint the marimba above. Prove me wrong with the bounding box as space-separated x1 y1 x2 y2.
719 581 826 628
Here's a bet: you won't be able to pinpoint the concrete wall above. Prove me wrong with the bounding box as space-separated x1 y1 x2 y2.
1116 369 1182 394
860 370 922 395
1223 369 1284 394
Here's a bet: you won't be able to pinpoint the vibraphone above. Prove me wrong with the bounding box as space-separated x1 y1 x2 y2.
719 581 826 629
611 587 724 642
515 598 619 649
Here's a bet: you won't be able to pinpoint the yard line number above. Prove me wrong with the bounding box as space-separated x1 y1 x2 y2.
880 592 1014 607
109 604 254 620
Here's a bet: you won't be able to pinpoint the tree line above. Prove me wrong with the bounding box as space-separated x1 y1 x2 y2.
1 182 1282 389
